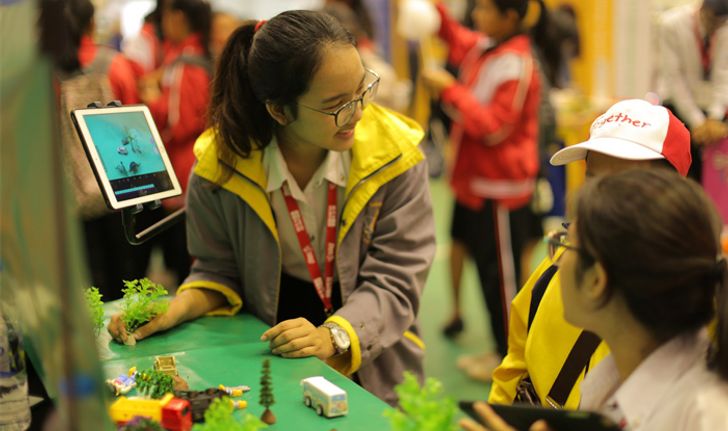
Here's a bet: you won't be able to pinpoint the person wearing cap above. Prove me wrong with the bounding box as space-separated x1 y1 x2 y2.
656 0 728 180
488 99 692 409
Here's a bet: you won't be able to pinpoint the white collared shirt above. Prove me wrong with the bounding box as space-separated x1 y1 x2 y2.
580 329 728 431
263 138 350 282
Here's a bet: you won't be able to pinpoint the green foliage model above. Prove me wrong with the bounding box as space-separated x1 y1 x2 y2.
135 369 174 399
117 416 165 431
383 372 459 431
84 286 105 335
120 278 169 333
192 396 268 431
259 359 274 409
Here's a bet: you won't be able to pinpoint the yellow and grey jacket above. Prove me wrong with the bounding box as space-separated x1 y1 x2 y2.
179 104 436 405
489 255 611 408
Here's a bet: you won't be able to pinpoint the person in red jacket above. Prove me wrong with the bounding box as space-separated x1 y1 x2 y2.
73 0 139 104
139 0 212 284
422 0 543 381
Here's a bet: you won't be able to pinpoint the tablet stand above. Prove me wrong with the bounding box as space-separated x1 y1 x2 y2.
87 101 186 245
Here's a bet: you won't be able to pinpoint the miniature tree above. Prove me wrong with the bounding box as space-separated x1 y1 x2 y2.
383 372 459 431
259 359 276 425
84 287 105 335
120 278 169 338
135 369 174 399
191 396 267 431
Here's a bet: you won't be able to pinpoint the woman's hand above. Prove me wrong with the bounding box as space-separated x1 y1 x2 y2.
107 288 226 344
261 318 336 360
459 402 552 431
421 67 456 97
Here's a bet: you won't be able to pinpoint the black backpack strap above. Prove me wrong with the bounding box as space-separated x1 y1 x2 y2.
527 264 558 331
546 330 602 407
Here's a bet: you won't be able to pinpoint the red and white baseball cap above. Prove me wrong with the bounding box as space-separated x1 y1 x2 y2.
550 99 691 176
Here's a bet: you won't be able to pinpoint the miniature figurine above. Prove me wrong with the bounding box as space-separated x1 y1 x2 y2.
117 145 129 155
106 367 138 396
218 384 251 397
109 393 192 431
129 161 141 174
119 278 169 345
300 376 348 418
259 359 276 425
154 355 178 377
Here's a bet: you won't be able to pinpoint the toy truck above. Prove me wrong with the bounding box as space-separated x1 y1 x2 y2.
301 376 348 418
109 393 192 431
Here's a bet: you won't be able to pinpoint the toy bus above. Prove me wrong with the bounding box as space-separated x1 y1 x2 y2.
109 393 192 430
301 376 348 418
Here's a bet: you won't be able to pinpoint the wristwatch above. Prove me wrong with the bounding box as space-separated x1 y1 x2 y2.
322 322 351 355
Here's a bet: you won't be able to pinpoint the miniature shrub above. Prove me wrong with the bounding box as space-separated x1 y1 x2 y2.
383 372 458 431
136 369 174 399
84 287 105 335
192 397 267 431
120 278 169 333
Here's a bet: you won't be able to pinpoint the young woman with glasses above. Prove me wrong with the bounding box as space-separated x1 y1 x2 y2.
108 9 436 405
462 168 728 430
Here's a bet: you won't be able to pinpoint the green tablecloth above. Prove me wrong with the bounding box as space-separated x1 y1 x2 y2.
101 303 391 430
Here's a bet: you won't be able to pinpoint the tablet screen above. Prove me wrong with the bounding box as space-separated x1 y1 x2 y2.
72 106 182 209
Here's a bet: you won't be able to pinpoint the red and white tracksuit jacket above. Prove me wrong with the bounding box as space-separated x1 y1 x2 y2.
437 4 540 210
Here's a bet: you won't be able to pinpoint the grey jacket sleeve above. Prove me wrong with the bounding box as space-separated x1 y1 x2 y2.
180 174 244 314
335 160 436 367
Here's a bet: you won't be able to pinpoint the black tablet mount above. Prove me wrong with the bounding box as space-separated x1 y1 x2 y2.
87 100 185 245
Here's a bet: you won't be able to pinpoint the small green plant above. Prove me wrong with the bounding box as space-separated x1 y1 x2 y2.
383 372 459 431
135 369 174 399
192 396 268 431
120 278 169 333
84 287 105 335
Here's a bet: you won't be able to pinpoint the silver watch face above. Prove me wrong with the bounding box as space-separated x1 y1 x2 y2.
329 325 350 350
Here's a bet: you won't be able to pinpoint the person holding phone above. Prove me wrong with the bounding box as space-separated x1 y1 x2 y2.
108 10 435 406
462 168 728 430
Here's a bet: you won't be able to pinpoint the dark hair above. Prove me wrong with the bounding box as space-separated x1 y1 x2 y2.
208 10 354 180
169 0 212 59
50 0 95 73
574 168 727 379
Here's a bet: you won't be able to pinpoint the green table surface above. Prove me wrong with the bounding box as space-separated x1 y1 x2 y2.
101 302 391 430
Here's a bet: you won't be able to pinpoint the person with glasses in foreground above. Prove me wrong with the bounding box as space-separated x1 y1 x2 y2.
463 167 728 430
488 99 694 409
108 10 436 405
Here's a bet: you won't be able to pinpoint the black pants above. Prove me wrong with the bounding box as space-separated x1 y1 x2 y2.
451 200 532 356
277 272 342 326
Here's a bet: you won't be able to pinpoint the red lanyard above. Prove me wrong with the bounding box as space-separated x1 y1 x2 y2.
693 13 714 80
281 181 338 314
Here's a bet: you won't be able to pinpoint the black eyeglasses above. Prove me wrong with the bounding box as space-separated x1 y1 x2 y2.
298 68 380 127
544 229 589 265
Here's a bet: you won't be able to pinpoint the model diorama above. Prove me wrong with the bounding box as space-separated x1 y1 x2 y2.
109 393 193 431
120 278 169 345
384 372 459 431
300 376 348 418
83 287 105 335
258 359 276 425
173 388 228 423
